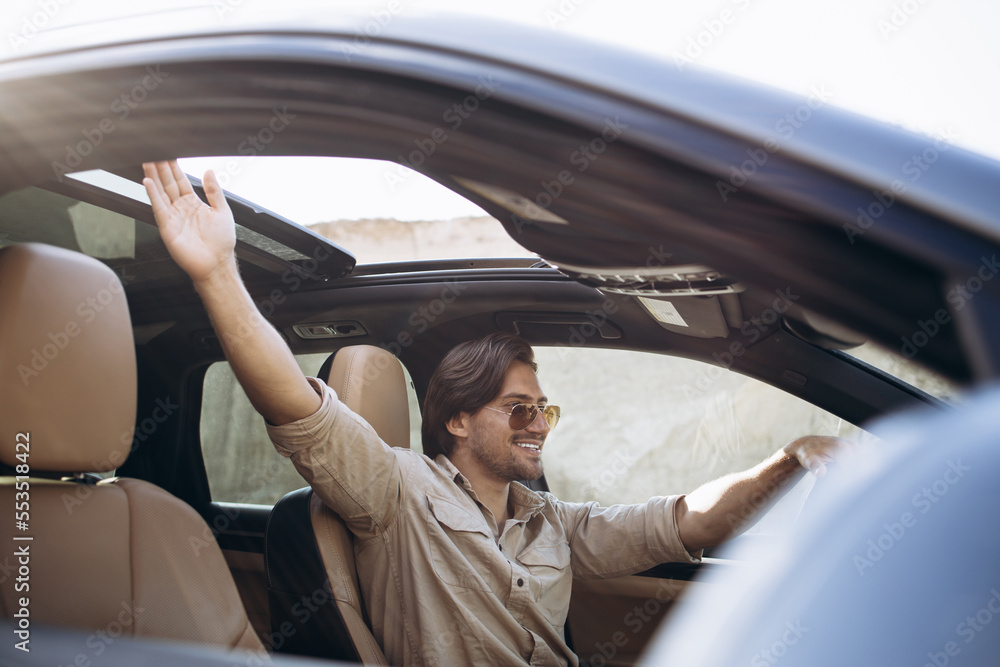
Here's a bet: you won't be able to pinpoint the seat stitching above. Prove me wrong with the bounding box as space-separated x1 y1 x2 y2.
341 348 361 405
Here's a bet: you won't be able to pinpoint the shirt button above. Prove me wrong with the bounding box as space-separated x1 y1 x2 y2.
517 578 524 587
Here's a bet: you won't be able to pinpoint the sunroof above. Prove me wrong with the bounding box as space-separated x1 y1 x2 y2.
177 156 539 266
0 181 354 290
234 222 309 262
67 170 151 204
0 186 136 256
0 186 196 288
64 170 322 265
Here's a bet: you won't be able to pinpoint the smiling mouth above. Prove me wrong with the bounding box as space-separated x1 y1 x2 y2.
515 441 543 453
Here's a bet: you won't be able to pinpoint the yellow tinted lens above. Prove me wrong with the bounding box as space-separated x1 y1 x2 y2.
542 405 560 429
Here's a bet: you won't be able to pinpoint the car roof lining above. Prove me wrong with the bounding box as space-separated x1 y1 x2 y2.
0 56 995 381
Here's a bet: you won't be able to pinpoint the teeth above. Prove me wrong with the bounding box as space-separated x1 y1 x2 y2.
515 442 541 451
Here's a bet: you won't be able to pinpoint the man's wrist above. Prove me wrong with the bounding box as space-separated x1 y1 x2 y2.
192 256 242 297
779 441 805 471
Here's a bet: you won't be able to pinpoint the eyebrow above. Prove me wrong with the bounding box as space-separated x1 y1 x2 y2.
498 392 548 404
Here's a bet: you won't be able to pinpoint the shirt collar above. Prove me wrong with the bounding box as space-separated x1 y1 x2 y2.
508 481 546 519
435 454 546 519
435 454 473 491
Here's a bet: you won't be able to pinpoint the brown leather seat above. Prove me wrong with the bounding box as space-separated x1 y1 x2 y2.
266 345 410 664
0 243 264 654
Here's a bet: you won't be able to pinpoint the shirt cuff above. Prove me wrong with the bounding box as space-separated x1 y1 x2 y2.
266 376 338 457
655 495 703 563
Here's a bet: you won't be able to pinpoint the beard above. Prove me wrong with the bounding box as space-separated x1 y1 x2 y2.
466 419 544 483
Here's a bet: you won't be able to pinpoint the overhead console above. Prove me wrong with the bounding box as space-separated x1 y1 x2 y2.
548 259 742 339
551 261 742 297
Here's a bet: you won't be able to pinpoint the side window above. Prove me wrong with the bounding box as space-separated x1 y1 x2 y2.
200 352 423 505
534 347 864 508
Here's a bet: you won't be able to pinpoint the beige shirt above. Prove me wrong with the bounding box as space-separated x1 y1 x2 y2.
268 377 699 666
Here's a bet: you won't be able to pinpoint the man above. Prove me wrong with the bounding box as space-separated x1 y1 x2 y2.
142 160 849 666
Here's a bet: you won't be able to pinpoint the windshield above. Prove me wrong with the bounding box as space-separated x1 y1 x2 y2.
843 341 962 404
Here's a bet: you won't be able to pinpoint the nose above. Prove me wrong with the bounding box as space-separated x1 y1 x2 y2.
525 407 551 435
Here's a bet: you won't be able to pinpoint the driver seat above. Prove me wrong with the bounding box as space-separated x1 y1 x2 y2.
265 345 410 663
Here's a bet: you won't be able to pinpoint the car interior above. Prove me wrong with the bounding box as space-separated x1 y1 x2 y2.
2 18 998 664
0 162 960 665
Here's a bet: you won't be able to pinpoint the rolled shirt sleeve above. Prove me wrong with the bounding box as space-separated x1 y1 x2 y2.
267 376 402 538
550 494 702 579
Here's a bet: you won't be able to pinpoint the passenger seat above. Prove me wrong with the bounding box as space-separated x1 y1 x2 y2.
265 345 410 664
0 244 264 653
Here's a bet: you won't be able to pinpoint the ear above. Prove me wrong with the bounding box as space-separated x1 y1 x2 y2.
446 412 471 440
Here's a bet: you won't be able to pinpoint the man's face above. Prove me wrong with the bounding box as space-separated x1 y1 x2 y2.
463 361 552 484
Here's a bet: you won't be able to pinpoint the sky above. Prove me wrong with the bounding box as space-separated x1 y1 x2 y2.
4 0 998 223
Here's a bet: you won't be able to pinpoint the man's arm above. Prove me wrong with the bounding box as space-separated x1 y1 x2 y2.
142 160 320 425
674 435 851 552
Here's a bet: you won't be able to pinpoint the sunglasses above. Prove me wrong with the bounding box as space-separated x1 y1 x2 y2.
483 403 561 430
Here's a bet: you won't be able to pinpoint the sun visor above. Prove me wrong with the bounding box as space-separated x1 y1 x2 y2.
638 295 731 338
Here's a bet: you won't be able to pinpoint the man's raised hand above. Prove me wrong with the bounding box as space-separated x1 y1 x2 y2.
142 160 236 285
784 435 856 477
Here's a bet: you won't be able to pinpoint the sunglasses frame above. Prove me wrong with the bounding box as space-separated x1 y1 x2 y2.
483 403 561 430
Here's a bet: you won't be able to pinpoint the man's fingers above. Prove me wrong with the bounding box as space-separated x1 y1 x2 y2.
143 176 170 226
142 163 172 225
141 162 159 187
168 160 195 198
202 169 228 212
150 160 181 201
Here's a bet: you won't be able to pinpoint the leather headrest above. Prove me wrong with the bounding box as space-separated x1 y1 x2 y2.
324 346 410 449
0 244 137 473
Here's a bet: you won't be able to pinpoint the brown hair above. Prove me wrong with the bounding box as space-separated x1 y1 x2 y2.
422 332 536 459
